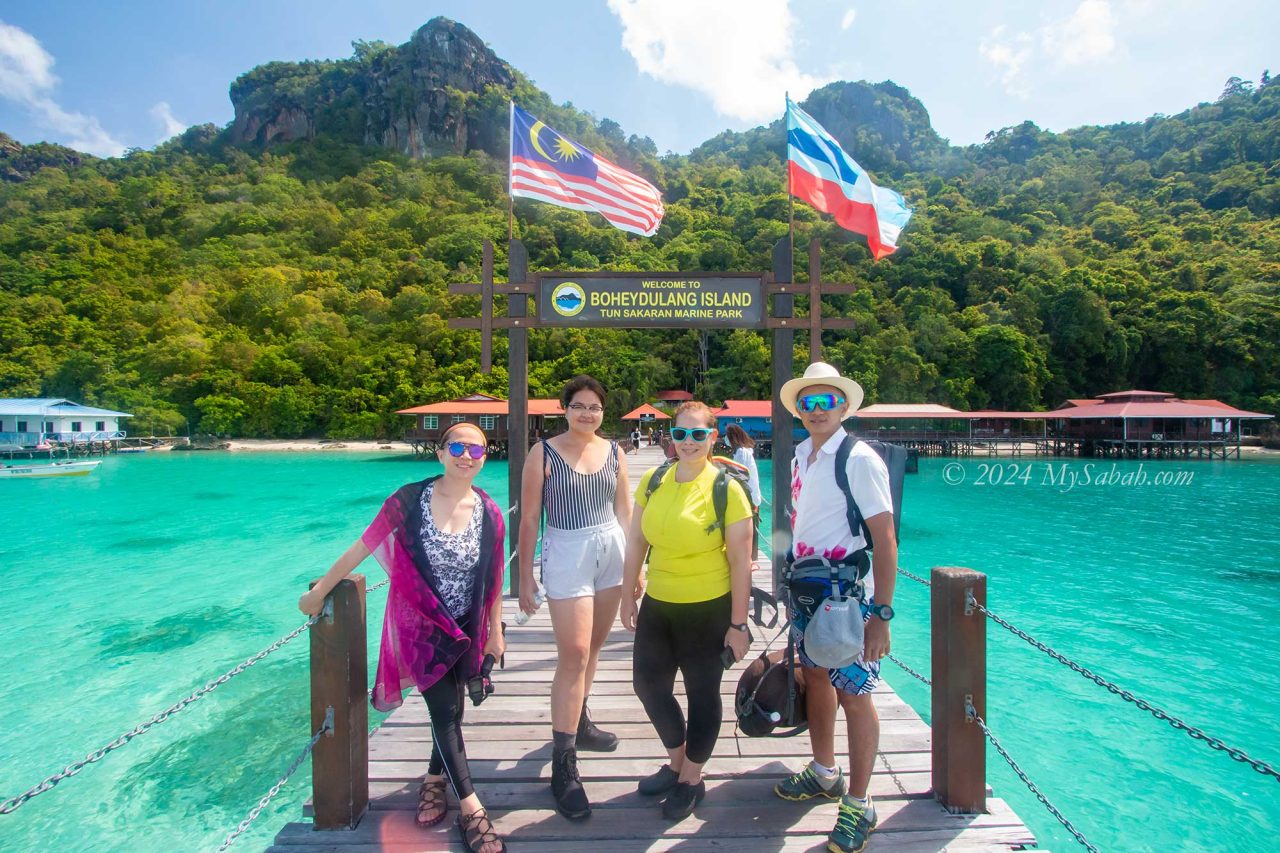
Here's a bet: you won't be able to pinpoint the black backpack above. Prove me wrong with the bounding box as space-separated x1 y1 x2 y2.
832 435 905 553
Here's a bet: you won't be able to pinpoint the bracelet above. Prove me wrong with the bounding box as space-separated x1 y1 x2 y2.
729 622 749 633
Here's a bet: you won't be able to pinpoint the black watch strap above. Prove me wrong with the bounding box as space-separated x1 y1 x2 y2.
730 622 749 633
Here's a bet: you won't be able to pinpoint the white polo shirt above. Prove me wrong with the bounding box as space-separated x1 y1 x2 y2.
790 429 894 599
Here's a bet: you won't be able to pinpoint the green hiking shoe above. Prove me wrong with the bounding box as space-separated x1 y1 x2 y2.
773 762 848 802
827 794 878 853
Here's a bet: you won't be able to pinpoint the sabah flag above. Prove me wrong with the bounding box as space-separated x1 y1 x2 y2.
509 103 664 236
786 98 912 259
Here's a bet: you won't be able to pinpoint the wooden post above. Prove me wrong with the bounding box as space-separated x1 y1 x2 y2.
770 237 794 596
931 566 986 814
508 238 529 597
309 574 369 830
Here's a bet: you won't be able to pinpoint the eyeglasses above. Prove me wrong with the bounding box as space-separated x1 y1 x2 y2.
446 442 487 460
670 427 713 442
567 403 604 414
798 393 846 413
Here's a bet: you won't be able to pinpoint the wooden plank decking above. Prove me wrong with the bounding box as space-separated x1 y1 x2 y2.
271 603 1039 851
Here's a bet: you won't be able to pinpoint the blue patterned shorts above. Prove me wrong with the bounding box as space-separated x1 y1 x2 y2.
790 590 881 696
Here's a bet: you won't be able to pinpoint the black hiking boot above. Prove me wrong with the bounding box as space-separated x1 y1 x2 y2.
551 746 591 820
576 702 618 752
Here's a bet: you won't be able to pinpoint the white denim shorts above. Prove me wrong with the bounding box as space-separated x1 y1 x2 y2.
541 520 626 600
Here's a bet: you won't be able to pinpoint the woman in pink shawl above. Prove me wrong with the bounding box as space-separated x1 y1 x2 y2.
299 422 507 853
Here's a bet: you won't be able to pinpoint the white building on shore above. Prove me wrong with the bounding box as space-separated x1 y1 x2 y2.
0 398 132 448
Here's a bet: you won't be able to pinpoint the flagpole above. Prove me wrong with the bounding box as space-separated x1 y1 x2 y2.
785 93 794 279
507 101 515 241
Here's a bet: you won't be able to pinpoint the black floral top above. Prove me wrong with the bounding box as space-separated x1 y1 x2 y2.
419 482 483 620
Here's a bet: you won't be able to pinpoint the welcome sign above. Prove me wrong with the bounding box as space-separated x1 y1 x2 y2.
537 273 765 328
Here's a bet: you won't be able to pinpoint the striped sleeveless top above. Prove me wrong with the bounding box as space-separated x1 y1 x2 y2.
542 440 620 530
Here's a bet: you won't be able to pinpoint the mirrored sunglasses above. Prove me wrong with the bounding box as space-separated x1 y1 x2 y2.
446 441 487 460
798 393 846 413
670 427 713 442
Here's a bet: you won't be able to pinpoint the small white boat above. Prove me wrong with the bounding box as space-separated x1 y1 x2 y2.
0 460 102 479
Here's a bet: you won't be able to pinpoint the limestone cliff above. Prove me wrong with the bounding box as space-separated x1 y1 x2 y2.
228 18 514 158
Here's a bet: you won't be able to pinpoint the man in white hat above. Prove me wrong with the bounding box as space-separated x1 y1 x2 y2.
772 362 898 853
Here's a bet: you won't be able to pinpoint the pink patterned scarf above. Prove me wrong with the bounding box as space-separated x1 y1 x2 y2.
360 476 506 713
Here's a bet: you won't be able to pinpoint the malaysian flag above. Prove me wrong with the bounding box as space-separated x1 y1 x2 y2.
509 103 664 236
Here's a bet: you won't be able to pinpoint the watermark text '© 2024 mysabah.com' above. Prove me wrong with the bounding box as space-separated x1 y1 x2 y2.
941 461 1195 491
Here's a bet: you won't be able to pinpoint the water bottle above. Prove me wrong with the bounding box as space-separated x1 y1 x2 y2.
514 586 547 626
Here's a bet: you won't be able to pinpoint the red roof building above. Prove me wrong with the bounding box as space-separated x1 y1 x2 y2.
397 394 564 443
622 404 670 421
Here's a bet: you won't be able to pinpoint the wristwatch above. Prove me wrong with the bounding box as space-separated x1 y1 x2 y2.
871 604 895 621
729 622 750 633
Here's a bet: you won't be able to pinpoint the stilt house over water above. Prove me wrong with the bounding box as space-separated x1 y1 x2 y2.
0 398 131 449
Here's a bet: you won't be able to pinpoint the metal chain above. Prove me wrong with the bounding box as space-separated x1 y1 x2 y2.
897 567 931 587
966 698 1099 853
967 591 1280 782
0 614 321 815
368 578 388 593
215 709 333 851
886 653 932 686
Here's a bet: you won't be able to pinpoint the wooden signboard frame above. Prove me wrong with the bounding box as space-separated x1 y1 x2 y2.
449 237 857 595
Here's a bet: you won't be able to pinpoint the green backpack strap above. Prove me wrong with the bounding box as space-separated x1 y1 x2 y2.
644 459 678 502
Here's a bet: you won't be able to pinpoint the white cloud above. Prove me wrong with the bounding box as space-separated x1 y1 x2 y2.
606 0 830 123
979 26 1034 98
150 101 187 141
841 9 857 31
0 20 125 156
979 1 1119 97
1042 0 1117 65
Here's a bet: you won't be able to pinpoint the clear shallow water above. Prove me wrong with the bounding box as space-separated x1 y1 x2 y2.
0 452 1277 851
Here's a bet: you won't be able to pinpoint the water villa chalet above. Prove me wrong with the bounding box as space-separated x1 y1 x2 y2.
717 390 1271 460
397 394 564 456
0 398 131 455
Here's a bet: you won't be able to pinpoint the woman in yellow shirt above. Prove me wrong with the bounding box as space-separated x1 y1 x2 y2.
620 401 753 820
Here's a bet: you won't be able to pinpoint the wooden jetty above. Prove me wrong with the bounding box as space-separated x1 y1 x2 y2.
271 554 1040 851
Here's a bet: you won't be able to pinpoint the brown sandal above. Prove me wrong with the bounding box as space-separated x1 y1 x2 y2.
415 778 448 828
457 807 506 853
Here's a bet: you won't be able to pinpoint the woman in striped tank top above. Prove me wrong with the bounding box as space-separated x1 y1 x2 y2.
517 375 632 821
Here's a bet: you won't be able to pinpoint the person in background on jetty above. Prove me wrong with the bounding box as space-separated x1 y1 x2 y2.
518 375 632 821
620 401 753 820
725 424 763 561
773 362 897 853
298 422 507 853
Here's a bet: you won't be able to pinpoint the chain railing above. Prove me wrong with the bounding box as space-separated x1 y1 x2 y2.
0 613 322 814
885 652 931 686
966 591 1280 782
215 708 333 851
966 698 1099 853
896 566 931 587
0 578 396 816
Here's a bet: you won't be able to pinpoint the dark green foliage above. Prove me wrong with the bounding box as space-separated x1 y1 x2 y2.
1 65 1278 438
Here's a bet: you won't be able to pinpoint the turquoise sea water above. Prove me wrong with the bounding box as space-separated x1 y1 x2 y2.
1 451 1278 852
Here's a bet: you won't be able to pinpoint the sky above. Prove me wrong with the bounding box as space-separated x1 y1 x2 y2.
0 1 1276 158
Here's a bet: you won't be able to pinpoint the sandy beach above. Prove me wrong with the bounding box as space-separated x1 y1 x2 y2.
223 438 415 453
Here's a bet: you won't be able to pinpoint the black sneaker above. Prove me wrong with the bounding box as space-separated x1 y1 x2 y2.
576 702 619 752
637 764 680 796
551 747 591 820
661 779 705 821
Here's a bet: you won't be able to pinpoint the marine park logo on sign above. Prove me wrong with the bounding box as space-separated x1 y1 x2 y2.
551 281 586 317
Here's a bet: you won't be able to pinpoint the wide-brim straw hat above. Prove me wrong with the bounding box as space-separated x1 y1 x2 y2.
780 362 865 419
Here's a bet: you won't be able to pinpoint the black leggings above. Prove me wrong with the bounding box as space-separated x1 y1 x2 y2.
422 664 475 799
632 593 731 765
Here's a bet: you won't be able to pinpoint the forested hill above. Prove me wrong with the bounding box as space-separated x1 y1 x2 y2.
0 18 1277 439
